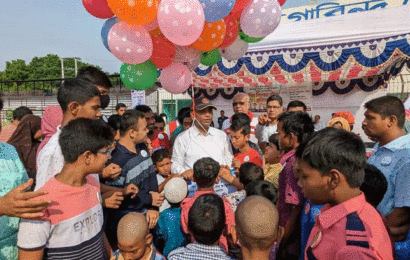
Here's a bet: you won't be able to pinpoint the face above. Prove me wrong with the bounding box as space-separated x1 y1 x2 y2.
266 100 283 120
155 158 172 177
230 129 249 150
145 138 153 155
118 237 150 260
154 122 165 132
195 107 214 128
233 95 250 114
144 111 155 132
93 145 114 173
314 115 320 122
182 116 193 131
294 159 329 205
132 118 149 144
362 110 389 141
117 107 127 116
77 96 102 119
264 142 282 164
221 111 225 117
288 106 305 112
277 122 293 151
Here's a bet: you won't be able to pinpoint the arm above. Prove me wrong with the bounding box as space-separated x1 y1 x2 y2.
255 123 264 141
158 174 180 193
385 207 410 241
281 205 303 245
104 233 113 257
19 248 44 260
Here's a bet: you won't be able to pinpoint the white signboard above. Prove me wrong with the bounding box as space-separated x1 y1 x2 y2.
131 90 146 108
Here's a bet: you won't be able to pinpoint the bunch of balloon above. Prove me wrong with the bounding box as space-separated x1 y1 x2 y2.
83 0 283 94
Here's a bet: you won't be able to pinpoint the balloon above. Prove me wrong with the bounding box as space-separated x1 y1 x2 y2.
239 30 264 43
199 0 236 22
157 0 205 46
174 45 201 70
240 0 282 38
192 20 226 52
230 0 251 19
145 17 159 31
108 21 153 64
120 61 158 90
160 63 192 94
107 0 159 25
83 0 114 19
151 34 176 68
219 36 248 60
278 0 286 6
200 49 221 66
219 13 239 48
101 17 118 51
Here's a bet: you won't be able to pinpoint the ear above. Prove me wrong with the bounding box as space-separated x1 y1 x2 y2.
82 150 93 165
328 169 341 190
387 115 398 128
276 226 285 243
288 132 298 146
245 134 250 142
67 102 80 117
145 233 152 245
215 176 220 184
230 225 238 244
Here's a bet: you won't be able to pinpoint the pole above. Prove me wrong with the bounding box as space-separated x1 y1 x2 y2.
74 58 78 77
59 57 64 79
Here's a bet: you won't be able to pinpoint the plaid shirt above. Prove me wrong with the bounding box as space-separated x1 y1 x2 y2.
168 242 235 260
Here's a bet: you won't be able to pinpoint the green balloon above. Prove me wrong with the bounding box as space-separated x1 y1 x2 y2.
239 31 264 43
200 49 221 66
120 61 158 90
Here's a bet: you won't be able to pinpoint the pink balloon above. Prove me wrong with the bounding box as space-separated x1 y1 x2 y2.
240 0 282 38
82 0 114 19
157 0 205 46
108 21 153 64
174 45 201 70
145 17 159 31
160 63 192 93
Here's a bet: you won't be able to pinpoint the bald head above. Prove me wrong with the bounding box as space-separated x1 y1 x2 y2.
233 93 251 114
117 213 149 245
236 196 279 250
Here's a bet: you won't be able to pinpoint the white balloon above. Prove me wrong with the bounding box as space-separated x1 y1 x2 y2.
219 37 248 60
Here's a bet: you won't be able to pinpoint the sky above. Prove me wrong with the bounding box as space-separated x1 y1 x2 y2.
0 0 320 74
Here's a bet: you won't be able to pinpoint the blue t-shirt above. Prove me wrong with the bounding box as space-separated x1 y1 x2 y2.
299 200 324 260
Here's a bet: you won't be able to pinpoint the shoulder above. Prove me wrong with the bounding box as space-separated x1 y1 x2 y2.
38 133 61 158
210 127 228 137
0 142 19 159
168 246 187 259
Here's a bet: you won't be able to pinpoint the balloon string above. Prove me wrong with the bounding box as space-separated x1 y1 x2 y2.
191 84 195 118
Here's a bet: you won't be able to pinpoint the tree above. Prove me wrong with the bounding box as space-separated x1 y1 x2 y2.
3 59 30 82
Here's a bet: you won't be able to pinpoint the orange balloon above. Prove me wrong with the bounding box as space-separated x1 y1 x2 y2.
107 0 159 25
192 20 226 52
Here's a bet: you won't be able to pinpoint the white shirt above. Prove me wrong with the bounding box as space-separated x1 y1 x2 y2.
255 123 278 143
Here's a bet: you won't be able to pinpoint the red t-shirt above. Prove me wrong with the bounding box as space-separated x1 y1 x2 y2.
234 148 262 167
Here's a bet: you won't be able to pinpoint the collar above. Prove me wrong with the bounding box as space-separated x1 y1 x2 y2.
375 134 410 152
230 111 254 123
280 149 296 165
186 242 228 255
317 193 366 230
190 124 216 137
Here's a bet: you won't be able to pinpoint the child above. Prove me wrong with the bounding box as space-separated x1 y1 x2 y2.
18 119 114 259
111 212 166 260
180 157 235 254
233 196 284 260
155 178 190 257
245 180 278 205
276 112 314 259
169 193 235 260
108 114 122 141
224 162 264 211
263 134 284 190
105 110 164 247
152 149 179 193
295 128 393 260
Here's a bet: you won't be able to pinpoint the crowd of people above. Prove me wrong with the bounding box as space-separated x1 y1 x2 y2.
0 66 410 260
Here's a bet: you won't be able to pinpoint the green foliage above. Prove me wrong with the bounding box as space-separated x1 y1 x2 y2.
5 108 13 122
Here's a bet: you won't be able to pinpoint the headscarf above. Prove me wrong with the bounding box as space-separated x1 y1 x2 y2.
37 106 63 156
333 111 355 125
8 114 42 178
327 117 351 132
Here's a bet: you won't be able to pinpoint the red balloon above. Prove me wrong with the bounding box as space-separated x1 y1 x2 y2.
82 0 114 19
220 13 239 48
151 34 176 69
230 0 251 19
278 0 286 6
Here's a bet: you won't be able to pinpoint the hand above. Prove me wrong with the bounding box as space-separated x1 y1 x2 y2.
219 167 234 184
102 163 122 180
231 159 241 170
149 191 165 207
122 184 139 199
146 210 159 229
258 113 271 125
181 169 194 181
102 191 124 209
0 179 51 219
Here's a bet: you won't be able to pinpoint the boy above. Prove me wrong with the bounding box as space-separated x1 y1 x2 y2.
276 111 314 259
263 134 284 190
155 178 190 257
111 212 166 260
245 180 278 204
233 196 284 260
105 110 164 247
169 193 235 260
18 118 114 259
180 157 235 254
152 149 179 193
295 128 393 260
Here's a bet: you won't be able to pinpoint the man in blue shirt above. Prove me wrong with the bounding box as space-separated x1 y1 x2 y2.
363 96 410 245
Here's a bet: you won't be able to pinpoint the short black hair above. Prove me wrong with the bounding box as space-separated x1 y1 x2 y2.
159 113 167 119
119 110 146 136
13 106 33 121
221 110 225 113
278 112 315 143
239 162 264 187
230 113 251 135
154 114 165 124
115 103 127 111
364 96 405 128
77 66 112 89
107 114 121 131
296 128 367 188
361 164 388 208
268 134 279 150
245 180 278 204
59 118 114 163
266 95 283 106
193 157 220 188
134 105 152 114
188 193 226 245
57 78 101 112
151 148 171 165
177 107 191 125
287 100 307 111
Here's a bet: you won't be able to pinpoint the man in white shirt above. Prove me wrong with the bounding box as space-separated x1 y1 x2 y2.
172 98 234 197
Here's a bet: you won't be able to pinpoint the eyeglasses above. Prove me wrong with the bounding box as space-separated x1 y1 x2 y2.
267 106 282 109
97 148 113 158
233 101 247 106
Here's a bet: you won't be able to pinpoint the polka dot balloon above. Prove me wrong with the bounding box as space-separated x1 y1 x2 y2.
107 0 159 25
192 20 226 51
174 45 201 70
220 13 239 48
160 62 192 94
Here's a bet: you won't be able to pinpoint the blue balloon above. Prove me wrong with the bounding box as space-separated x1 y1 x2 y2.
101 17 118 52
199 0 236 22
